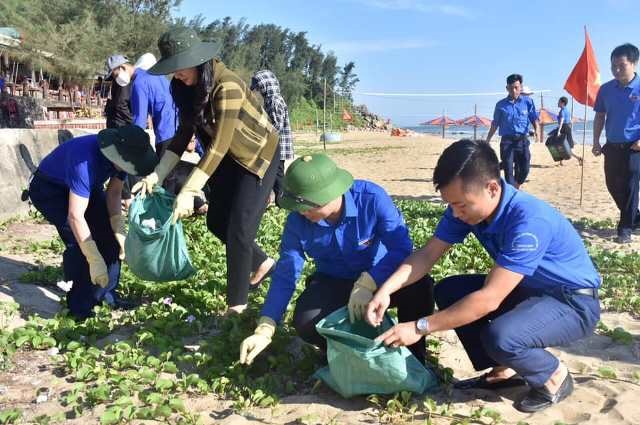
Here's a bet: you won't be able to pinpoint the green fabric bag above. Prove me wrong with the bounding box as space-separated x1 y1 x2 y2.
314 307 440 398
125 188 196 282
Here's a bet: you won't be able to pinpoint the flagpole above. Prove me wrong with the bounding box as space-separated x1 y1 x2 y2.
579 32 588 207
474 104 478 141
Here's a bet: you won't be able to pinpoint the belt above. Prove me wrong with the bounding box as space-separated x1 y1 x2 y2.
502 134 528 142
569 287 598 298
605 141 632 149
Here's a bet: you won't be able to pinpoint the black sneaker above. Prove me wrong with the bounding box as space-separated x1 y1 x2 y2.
616 230 632 244
515 372 574 413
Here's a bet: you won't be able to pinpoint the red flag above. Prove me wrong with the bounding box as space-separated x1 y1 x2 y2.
564 27 601 107
342 109 353 121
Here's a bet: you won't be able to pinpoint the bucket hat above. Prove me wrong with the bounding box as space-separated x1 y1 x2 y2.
149 27 220 75
98 125 158 176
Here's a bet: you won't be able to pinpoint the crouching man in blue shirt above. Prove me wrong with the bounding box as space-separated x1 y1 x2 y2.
27 126 158 319
239 154 435 365
367 139 600 413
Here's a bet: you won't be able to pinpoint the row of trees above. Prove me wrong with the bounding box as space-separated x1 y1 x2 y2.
0 0 358 108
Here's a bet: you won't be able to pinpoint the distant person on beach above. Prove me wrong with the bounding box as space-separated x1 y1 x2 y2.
486 74 541 189
366 139 601 413
250 70 295 207
592 43 640 244
556 96 582 166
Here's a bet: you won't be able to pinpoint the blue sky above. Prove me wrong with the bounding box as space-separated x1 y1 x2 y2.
176 0 639 126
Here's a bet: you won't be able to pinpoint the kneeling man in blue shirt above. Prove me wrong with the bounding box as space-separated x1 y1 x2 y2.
367 139 600 413
239 154 435 366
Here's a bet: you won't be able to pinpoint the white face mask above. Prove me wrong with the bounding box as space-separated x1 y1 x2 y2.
115 71 131 87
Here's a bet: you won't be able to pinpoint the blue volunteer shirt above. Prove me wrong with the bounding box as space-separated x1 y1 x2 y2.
37 134 127 198
493 95 538 137
593 74 640 143
434 179 600 291
131 69 177 144
558 107 571 125
261 180 413 323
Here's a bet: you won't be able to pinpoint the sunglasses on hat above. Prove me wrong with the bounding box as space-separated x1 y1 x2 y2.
281 190 323 209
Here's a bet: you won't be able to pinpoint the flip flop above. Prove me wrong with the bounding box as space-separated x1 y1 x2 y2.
248 262 275 292
454 373 527 390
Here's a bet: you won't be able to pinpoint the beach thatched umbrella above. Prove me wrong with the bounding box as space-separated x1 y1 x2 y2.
420 115 457 138
459 114 492 141
538 108 558 125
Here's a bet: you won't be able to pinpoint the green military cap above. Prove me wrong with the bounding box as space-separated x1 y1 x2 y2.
280 154 354 212
98 125 158 176
148 27 220 75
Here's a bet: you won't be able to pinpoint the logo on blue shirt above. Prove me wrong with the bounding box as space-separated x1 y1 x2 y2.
511 232 539 252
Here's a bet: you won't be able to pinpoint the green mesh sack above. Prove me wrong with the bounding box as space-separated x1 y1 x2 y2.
314 307 440 397
125 187 196 282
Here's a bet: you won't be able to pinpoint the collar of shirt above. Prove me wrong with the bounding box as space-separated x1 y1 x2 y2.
478 179 517 235
614 73 639 90
316 190 357 227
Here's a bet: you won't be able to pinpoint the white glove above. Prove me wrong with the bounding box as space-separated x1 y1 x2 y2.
239 316 276 365
131 151 180 197
110 214 126 260
348 272 377 323
172 168 210 224
79 240 109 288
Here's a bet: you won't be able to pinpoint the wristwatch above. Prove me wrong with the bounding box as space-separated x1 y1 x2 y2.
416 317 430 335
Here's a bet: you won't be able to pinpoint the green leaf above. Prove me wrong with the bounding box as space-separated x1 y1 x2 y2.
155 378 174 391
0 408 22 424
598 366 617 379
66 341 82 351
163 361 178 373
99 407 121 425
169 397 185 412
146 392 164 405
154 404 172 418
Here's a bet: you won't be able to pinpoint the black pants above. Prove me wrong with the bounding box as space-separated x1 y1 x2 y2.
163 161 208 210
293 273 435 364
206 147 280 306
602 142 640 235
560 123 574 148
29 175 121 319
272 160 285 207
500 136 531 186
434 274 599 387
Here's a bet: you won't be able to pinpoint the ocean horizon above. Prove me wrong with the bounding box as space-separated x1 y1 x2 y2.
407 123 600 145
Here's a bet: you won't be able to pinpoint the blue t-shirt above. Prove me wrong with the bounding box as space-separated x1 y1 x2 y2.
261 180 413 323
434 180 600 291
557 107 571 125
38 134 126 198
493 95 538 137
593 74 640 143
131 69 177 145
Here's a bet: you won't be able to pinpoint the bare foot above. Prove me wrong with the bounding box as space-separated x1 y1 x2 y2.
544 362 568 394
224 304 247 316
485 366 518 383
250 258 275 286
195 203 208 215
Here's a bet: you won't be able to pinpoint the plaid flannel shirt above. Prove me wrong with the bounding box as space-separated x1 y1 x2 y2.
251 70 294 161
169 60 278 179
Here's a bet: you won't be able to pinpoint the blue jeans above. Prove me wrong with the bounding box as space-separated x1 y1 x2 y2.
500 137 531 186
29 174 121 319
434 274 600 387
